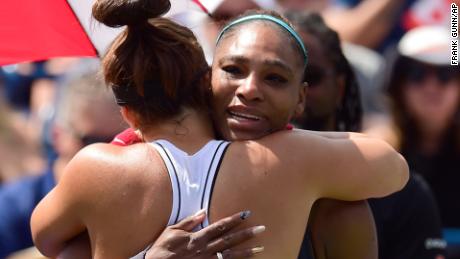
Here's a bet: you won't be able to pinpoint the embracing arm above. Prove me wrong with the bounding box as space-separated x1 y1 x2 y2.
30 157 89 257
309 199 377 259
268 129 409 201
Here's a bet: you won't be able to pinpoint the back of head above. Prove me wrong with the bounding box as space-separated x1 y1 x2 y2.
92 0 210 128
285 11 362 132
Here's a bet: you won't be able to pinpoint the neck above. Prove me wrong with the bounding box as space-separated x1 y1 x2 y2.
140 108 216 154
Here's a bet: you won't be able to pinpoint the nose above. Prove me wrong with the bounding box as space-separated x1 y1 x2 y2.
235 74 264 102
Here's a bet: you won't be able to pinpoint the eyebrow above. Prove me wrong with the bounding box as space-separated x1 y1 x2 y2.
218 55 295 77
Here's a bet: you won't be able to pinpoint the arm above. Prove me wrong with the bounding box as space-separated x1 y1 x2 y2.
309 199 377 259
323 0 405 48
57 211 265 259
30 154 91 257
145 211 264 259
264 129 409 201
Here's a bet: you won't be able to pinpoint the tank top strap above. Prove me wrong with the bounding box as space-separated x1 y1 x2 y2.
150 139 230 228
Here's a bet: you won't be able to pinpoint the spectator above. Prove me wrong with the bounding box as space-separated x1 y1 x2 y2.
290 12 446 259
385 25 460 258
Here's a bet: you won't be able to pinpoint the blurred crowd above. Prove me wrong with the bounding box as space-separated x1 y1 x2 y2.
0 0 458 258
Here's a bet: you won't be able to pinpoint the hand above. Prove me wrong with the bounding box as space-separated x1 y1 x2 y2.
146 210 265 259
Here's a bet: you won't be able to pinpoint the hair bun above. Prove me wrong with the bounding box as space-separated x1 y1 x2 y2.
92 0 171 27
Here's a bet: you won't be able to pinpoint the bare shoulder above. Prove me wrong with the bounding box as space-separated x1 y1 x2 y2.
59 142 161 205
229 129 328 165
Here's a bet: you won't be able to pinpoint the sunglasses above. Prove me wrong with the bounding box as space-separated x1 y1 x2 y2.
304 65 335 87
404 62 459 85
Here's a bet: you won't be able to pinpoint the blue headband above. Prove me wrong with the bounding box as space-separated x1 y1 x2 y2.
215 14 308 65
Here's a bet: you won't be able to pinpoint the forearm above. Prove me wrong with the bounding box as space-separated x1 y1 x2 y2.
310 199 377 259
354 137 409 197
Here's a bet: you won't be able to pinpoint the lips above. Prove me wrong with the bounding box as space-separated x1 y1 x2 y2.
228 110 261 121
225 106 268 133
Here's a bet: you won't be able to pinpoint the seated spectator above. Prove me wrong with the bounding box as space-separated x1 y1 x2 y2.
384 25 459 258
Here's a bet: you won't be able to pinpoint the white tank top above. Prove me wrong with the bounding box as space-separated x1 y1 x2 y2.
151 139 230 229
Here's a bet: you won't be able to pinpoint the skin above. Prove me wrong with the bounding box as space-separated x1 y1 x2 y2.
31 20 408 259
323 0 405 49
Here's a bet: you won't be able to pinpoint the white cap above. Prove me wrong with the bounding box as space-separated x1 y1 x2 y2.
397 26 451 65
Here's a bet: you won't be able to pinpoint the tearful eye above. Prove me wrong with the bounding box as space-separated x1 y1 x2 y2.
266 74 288 84
222 65 242 76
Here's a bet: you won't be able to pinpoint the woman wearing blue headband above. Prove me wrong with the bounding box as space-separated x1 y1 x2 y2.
31 2 408 259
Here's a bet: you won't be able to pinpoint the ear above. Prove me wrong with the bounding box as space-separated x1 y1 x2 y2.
294 82 308 118
335 75 346 107
120 106 138 129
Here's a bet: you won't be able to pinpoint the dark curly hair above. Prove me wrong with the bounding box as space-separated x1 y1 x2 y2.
285 11 362 132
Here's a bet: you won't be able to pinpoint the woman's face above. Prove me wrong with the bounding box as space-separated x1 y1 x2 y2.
402 64 459 131
298 31 343 130
211 22 306 140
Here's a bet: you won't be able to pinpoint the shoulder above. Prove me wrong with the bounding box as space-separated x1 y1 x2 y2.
230 129 329 165
59 143 159 203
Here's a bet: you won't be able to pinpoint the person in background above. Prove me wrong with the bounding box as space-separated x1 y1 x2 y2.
0 69 126 258
324 0 457 52
292 12 446 259
384 25 459 258
0 59 81 182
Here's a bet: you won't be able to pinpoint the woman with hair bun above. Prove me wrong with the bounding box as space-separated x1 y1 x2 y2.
31 1 409 258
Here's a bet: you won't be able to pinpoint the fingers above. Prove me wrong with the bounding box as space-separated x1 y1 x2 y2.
193 211 252 242
207 225 265 254
219 246 265 259
171 209 207 232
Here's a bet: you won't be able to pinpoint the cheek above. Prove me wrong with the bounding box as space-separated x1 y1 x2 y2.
266 90 299 125
443 85 460 113
403 88 423 113
211 77 231 109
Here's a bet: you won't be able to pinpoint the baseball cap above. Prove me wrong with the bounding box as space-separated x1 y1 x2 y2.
397 26 451 65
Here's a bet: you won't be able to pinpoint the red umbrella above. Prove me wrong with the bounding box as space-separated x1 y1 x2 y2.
0 0 218 66
0 0 96 66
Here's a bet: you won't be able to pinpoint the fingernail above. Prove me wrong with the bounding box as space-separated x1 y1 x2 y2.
240 210 251 220
194 209 206 217
251 246 264 254
252 225 266 235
